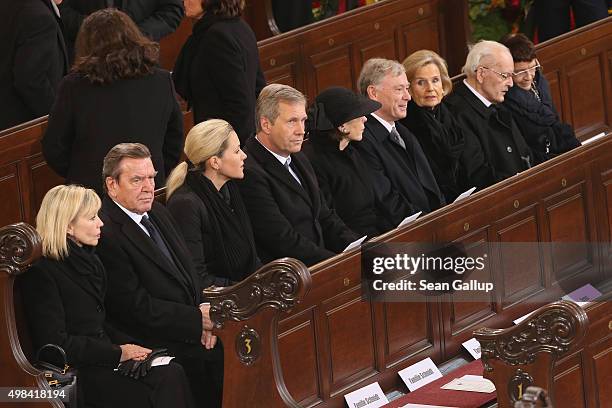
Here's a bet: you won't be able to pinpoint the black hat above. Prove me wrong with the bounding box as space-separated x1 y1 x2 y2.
308 87 382 132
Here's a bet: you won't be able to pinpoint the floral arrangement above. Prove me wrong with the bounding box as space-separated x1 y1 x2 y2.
468 0 535 41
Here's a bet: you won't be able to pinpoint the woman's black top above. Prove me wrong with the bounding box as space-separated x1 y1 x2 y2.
503 71 580 163
302 133 395 237
167 172 261 289
400 101 466 202
20 241 132 368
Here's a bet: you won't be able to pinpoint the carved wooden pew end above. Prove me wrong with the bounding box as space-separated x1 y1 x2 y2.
474 301 588 408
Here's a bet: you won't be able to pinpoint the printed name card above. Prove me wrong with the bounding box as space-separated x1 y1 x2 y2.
462 338 481 360
440 375 495 394
398 357 443 392
397 211 422 228
562 283 602 307
344 382 389 408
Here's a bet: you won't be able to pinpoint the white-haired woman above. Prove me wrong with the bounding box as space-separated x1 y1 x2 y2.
20 185 194 408
166 119 261 289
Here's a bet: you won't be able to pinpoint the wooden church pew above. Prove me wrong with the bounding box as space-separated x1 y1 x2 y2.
0 222 312 408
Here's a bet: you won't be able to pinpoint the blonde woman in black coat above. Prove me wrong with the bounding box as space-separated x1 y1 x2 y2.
20 185 194 408
166 119 261 289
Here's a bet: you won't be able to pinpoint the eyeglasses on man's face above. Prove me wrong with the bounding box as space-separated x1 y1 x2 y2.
513 62 541 78
478 66 514 81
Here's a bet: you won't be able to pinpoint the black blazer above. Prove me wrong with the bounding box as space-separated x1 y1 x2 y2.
0 0 68 130
59 0 183 59
354 116 445 224
173 13 266 143
445 81 533 181
19 255 130 368
97 197 203 348
42 68 184 193
238 137 359 266
302 136 394 237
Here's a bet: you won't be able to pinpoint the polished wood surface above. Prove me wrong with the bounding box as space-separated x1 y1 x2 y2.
475 301 589 407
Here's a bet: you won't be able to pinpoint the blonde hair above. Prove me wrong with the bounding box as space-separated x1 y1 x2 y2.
36 185 101 260
402 50 453 95
166 119 235 198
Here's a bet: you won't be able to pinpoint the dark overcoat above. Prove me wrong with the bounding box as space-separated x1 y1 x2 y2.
354 116 445 224
42 68 183 194
172 13 266 143
19 251 195 408
302 135 395 237
238 137 359 266
0 0 68 130
445 81 533 182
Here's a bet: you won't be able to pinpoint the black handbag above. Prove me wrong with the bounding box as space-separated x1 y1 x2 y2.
36 344 79 408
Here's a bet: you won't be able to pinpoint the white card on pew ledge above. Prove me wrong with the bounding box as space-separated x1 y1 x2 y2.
561 283 602 307
440 376 495 393
462 337 481 360
582 132 607 145
398 357 443 392
151 356 174 367
453 187 477 203
513 310 534 325
343 382 388 408
401 404 458 408
343 235 368 253
397 211 422 228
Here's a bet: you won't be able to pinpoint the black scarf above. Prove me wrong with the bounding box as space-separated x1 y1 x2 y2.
185 170 259 282
65 240 105 300
172 13 234 104
402 101 464 201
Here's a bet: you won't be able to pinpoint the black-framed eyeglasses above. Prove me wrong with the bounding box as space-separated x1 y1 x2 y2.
479 66 513 80
513 62 541 77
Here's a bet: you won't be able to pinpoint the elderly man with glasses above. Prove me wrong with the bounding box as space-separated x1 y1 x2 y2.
500 33 581 162
445 40 533 182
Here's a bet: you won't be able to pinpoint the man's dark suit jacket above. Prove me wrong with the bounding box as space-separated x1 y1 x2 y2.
59 0 183 59
445 81 533 182
97 197 202 349
355 116 445 225
238 137 359 266
42 68 183 194
1 0 68 130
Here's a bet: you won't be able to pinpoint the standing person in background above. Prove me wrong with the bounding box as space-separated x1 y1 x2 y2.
500 33 580 162
535 0 608 42
173 0 266 143
166 119 261 289
42 9 183 194
57 0 183 60
1 0 68 130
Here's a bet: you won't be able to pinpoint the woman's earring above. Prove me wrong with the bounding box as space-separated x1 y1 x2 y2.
340 126 349 135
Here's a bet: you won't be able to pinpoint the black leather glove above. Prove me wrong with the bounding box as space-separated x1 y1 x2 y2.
131 348 169 379
118 359 137 377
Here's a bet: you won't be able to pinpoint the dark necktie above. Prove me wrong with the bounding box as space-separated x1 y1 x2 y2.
140 215 175 265
284 158 302 186
390 126 406 150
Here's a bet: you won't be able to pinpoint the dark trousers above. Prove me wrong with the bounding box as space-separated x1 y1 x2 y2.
169 341 224 408
536 0 608 42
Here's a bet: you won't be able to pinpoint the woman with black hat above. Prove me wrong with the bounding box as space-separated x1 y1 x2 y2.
303 87 396 237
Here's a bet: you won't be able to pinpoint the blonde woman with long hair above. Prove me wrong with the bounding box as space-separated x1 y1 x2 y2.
166 119 260 289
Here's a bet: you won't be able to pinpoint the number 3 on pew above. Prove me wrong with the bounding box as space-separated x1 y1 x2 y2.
236 326 261 366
